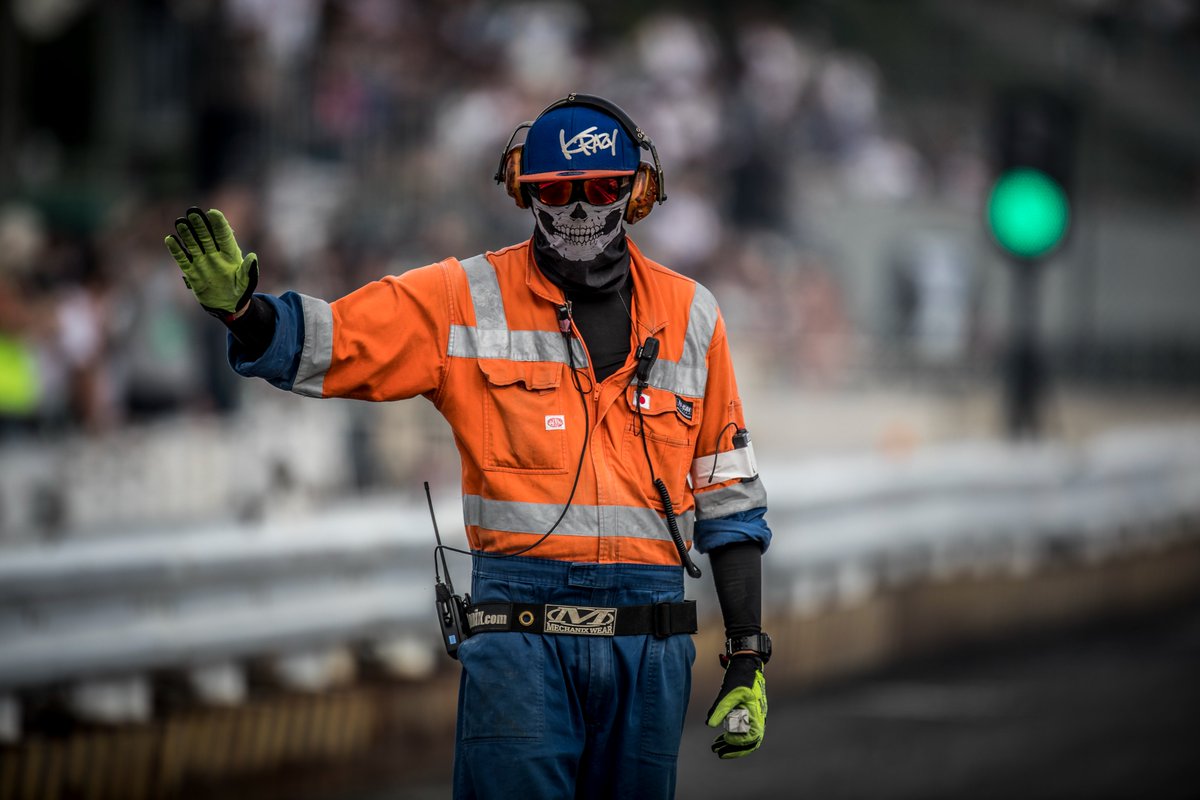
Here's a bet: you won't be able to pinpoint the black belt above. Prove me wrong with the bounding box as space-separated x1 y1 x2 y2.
465 600 697 638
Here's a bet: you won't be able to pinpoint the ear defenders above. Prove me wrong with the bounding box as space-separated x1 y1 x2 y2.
493 93 667 225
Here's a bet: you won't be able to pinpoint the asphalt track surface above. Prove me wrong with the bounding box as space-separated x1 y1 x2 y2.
676 603 1200 800
378 598 1200 799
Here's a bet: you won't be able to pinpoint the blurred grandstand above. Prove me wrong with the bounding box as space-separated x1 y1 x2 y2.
1 1 1198 798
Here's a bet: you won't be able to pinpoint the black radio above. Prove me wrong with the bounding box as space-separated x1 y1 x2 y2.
425 482 472 659
435 580 471 659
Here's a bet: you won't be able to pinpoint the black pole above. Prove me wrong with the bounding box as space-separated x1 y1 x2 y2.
1004 261 1043 439
0 1 18 189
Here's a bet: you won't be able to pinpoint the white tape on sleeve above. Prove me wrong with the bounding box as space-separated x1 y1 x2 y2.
690 442 758 489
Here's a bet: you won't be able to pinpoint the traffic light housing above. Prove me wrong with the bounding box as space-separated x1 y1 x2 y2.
987 90 1076 261
987 90 1076 439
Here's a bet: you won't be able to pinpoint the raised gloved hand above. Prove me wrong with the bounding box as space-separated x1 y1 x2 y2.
706 654 767 758
164 207 258 321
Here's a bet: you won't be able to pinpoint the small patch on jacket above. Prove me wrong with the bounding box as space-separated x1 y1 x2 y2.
675 396 694 421
545 415 565 430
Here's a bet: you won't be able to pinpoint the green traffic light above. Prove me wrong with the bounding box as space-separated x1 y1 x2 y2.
987 167 1070 260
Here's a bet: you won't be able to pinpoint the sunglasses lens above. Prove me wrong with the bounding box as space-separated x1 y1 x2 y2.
535 178 625 206
536 182 573 206
584 178 621 205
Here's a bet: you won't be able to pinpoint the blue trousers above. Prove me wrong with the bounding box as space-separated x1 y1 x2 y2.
452 557 696 800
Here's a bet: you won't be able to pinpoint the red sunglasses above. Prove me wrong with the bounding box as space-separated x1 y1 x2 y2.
533 177 628 207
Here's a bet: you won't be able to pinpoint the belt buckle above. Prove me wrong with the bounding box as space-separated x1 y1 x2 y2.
542 604 617 636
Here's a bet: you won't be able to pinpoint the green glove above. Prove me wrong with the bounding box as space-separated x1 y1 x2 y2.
164 207 258 321
706 654 767 758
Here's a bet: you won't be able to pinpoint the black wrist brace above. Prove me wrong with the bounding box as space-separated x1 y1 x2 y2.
225 295 276 358
708 541 762 641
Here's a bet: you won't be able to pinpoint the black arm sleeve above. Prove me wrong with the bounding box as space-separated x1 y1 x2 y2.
708 541 762 641
224 295 276 359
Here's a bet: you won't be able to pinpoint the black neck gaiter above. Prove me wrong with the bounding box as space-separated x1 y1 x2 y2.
533 228 633 383
532 227 631 297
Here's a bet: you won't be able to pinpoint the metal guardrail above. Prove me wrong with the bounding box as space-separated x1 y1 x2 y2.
1 424 1198 741
0 496 455 690
762 425 1200 613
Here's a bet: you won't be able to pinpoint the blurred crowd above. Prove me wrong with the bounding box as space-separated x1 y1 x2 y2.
0 0 1019 439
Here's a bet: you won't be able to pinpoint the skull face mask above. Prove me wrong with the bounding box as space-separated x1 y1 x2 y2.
531 195 629 263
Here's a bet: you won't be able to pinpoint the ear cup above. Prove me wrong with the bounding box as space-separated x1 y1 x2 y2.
624 163 658 225
502 146 528 209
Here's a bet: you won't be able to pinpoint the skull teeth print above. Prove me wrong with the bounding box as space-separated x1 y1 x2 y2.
532 198 628 262
558 220 605 245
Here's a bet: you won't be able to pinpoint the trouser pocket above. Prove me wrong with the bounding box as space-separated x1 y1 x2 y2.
638 634 696 758
458 632 545 741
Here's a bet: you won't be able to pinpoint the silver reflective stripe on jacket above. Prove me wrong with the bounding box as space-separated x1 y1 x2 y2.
447 254 586 364
449 325 586 363
461 253 506 330
447 255 721 398
693 479 768 520
293 294 334 398
644 282 718 398
462 495 695 542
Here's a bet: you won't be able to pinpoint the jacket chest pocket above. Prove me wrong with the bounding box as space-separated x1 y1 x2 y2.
480 360 569 474
621 385 700 488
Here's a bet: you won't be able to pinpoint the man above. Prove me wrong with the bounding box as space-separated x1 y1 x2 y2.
165 93 771 799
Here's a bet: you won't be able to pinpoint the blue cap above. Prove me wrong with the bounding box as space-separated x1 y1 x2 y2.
519 104 640 183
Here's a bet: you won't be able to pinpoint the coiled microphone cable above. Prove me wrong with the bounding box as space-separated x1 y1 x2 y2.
633 336 702 579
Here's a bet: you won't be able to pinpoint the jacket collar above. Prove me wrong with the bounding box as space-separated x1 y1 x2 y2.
523 237 669 336
625 238 668 336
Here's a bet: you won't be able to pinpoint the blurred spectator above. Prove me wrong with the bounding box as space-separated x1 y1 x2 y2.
886 233 977 368
2 0 1194 446
0 2 976 439
0 205 46 438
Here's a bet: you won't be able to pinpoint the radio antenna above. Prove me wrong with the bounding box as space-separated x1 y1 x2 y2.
424 481 454 591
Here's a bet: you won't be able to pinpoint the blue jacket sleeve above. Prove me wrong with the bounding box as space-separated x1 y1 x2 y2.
693 506 771 554
227 292 306 391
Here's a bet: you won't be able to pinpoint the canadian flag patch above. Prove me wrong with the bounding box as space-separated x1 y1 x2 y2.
545 415 565 430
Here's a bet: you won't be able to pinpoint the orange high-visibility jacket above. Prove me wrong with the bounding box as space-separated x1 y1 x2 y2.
277 239 765 566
